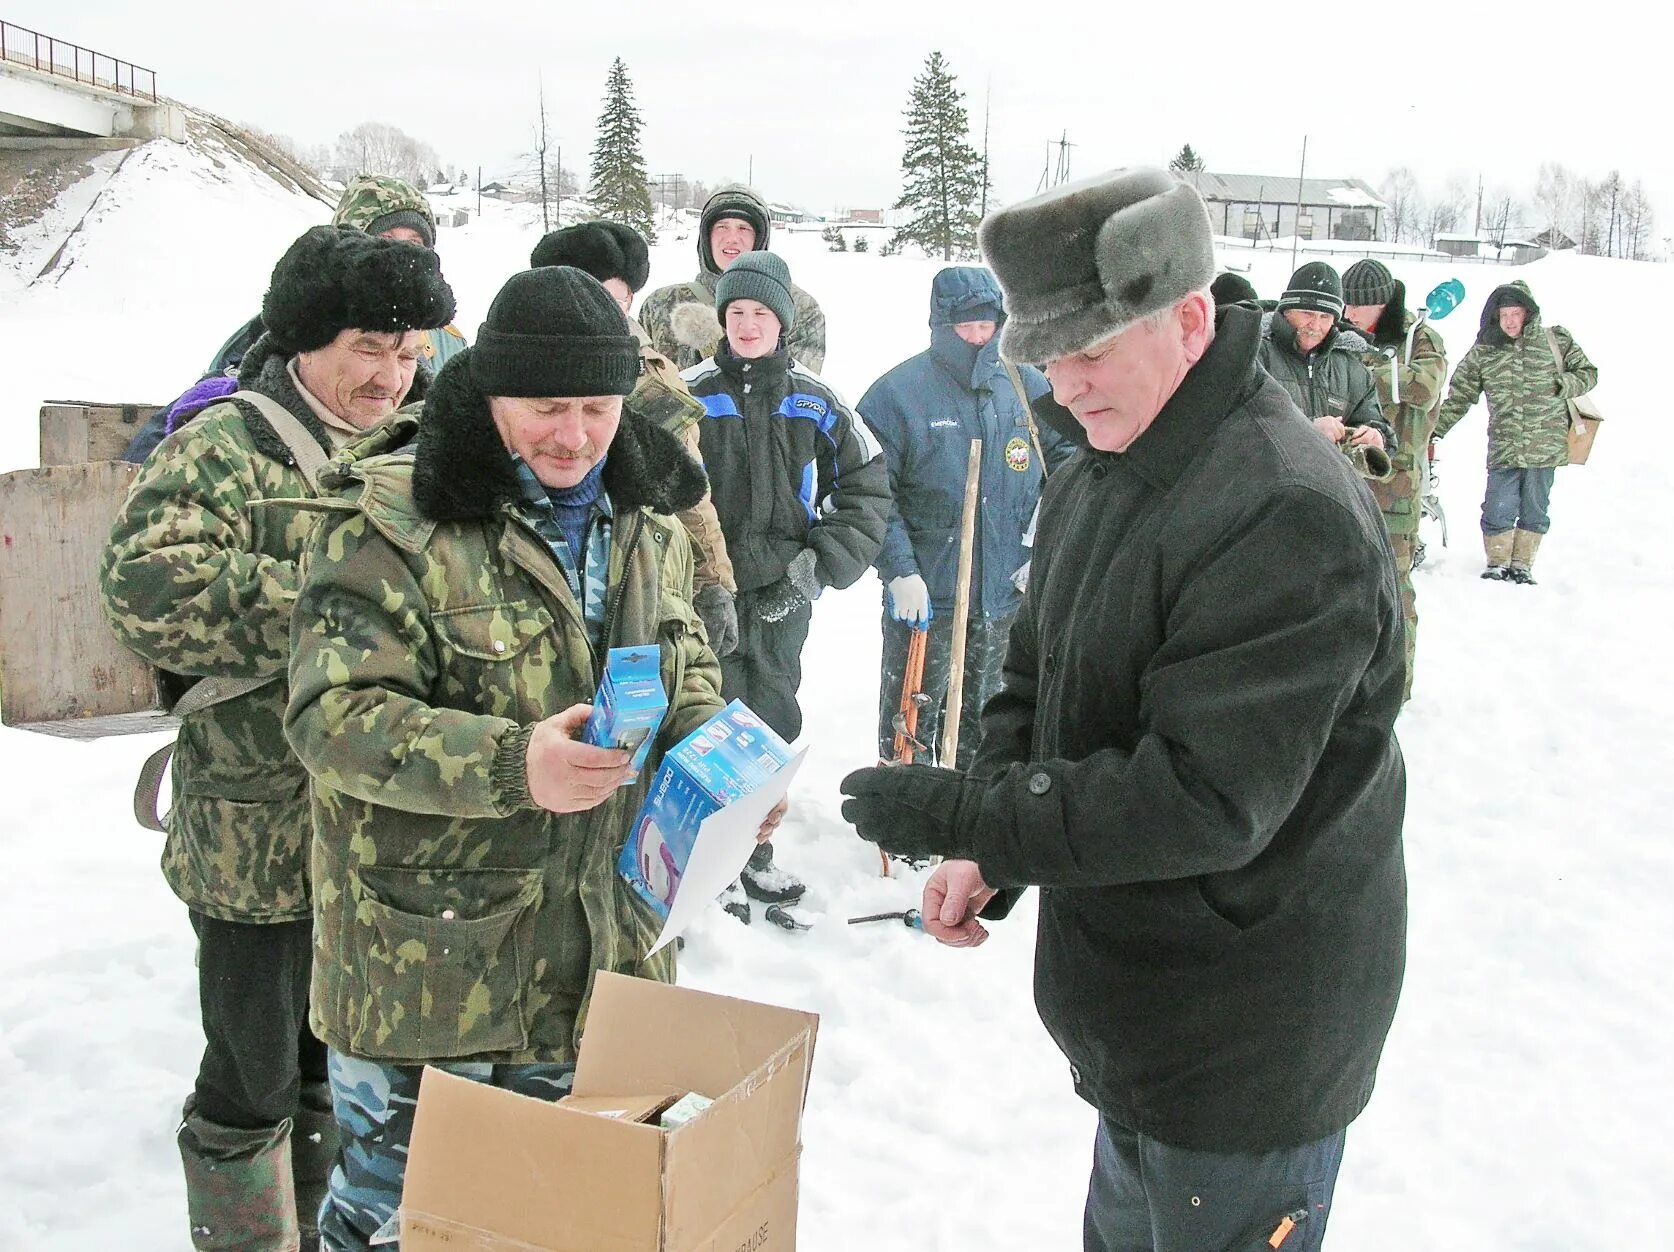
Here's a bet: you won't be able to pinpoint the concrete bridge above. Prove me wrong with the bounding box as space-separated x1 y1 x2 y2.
0 20 182 142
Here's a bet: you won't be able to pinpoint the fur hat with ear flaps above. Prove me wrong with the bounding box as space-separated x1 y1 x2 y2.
978 167 1216 365
262 225 456 354
530 221 651 292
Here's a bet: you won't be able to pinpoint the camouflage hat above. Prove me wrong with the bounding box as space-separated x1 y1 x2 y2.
263 226 456 354
332 174 437 248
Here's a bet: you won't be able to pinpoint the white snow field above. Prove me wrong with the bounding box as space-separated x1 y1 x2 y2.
1 140 1669 1250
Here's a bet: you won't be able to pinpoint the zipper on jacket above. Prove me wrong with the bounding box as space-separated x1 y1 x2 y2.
1264 1206 1310 1248
594 512 648 684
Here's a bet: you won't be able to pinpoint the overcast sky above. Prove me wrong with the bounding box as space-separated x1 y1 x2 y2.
11 0 1667 236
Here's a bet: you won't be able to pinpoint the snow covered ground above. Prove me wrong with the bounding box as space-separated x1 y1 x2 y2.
1 141 1670 1250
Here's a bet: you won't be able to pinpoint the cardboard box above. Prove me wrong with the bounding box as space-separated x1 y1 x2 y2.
618 701 804 948
0 463 176 737
584 645 668 777
400 972 819 1252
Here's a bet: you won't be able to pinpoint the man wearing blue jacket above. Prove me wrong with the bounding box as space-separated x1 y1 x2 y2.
860 266 1074 771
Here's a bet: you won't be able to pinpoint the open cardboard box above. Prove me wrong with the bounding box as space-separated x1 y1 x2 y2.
399 972 819 1251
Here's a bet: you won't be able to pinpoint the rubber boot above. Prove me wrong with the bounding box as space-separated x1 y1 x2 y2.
1508 529 1543 585
291 1082 340 1252
1481 530 1514 580
178 1097 301 1251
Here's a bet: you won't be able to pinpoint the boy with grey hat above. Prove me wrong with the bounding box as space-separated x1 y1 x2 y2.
685 250 891 919
841 167 1407 1250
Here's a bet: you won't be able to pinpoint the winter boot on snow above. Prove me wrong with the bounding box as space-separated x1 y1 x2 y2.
1507 529 1543 585
291 1081 339 1252
178 1096 300 1251
740 840 806 905
1481 531 1514 580
719 880 752 925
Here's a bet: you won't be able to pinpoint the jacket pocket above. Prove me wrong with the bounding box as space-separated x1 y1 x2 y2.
432 600 554 662
1229 1189 1327 1252
349 865 543 1060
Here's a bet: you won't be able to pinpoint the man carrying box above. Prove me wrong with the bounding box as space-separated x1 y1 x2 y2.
282 265 781 1252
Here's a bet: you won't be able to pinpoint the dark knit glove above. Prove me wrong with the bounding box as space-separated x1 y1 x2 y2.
692 584 739 657
756 549 821 624
839 764 987 861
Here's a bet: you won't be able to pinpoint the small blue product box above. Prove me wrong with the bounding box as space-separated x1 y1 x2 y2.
583 646 668 778
618 699 794 916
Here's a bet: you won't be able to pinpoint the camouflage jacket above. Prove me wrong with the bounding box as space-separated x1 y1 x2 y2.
99 335 418 922
1434 293 1597 469
640 269 827 373
1357 310 1448 532
629 321 736 593
285 350 723 1065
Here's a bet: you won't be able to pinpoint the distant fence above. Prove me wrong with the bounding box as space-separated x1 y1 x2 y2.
0 20 157 102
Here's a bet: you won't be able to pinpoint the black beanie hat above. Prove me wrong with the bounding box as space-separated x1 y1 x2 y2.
530 222 651 292
1210 272 1259 306
715 251 796 333
262 225 456 354
1342 259 1396 308
1276 261 1344 318
365 209 436 249
469 266 639 397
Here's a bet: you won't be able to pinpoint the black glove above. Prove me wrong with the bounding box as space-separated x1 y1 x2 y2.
692 584 739 657
839 763 988 861
756 548 821 624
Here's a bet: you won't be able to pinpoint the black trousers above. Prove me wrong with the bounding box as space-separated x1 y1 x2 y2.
721 593 813 742
189 910 327 1130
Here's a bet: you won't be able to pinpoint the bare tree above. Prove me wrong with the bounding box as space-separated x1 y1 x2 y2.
1379 166 1421 243
1533 161 1576 244
331 122 438 188
1422 179 1468 247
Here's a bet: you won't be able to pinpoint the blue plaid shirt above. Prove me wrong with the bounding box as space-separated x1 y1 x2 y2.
510 457 614 653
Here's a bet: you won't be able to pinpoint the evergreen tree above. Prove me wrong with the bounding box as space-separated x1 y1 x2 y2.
588 58 656 242
893 52 984 261
1168 143 1206 179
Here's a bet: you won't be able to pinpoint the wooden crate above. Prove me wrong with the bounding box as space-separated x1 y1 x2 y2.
0 463 176 738
39 400 164 466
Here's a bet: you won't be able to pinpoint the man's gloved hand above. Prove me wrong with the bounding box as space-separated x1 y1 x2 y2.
756 548 821 624
839 763 987 861
692 584 739 657
886 573 933 626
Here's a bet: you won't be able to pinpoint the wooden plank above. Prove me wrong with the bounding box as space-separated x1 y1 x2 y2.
0 463 174 737
39 400 164 466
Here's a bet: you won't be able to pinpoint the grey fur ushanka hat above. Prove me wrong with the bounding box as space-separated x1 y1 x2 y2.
978 167 1215 365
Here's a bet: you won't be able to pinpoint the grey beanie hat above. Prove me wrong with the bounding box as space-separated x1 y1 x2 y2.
715 250 796 333
1341 258 1396 308
977 167 1216 365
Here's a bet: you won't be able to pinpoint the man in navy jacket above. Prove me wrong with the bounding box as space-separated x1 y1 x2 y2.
859 267 1073 772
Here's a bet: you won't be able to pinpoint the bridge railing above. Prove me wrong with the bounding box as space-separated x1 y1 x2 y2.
0 20 157 102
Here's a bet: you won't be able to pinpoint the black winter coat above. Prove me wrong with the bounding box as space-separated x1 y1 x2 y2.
969 305 1408 1152
1257 313 1396 453
683 343 891 594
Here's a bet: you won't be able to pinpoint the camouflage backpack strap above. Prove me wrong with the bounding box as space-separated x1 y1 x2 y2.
1000 356 1050 476
131 389 325 831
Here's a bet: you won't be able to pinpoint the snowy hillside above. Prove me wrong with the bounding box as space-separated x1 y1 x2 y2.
1 145 1670 1250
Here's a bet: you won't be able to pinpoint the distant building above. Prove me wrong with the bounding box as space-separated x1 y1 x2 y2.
766 201 816 224
1534 226 1577 251
1435 233 1548 264
1191 171 1386 242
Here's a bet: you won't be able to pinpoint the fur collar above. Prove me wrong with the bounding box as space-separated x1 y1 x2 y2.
411 348 709 522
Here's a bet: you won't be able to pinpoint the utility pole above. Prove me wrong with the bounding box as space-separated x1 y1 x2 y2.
980 76 992 219
554 145 562 224
1474 172 1484 233
1289 135 1307 275
476 164 481 217
748 154 754 185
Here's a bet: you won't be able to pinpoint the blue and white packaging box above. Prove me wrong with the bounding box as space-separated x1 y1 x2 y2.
583 646 668 778
618 700 806 950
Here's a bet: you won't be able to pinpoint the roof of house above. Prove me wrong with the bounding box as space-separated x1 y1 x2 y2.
1193 172 1386 210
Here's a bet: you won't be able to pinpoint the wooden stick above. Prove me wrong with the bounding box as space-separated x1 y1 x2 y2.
939 439 982 769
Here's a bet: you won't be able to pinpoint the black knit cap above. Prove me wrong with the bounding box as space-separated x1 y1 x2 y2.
1210 271 1259 306
469 265 639 397
1342 259 1396 307
365 209 435 249
1276 261 1344 317
261 225 456 354
530 222 651 292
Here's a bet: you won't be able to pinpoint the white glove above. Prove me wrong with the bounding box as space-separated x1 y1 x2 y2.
886 574 932 626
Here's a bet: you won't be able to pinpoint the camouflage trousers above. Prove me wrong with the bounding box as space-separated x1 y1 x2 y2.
876 611 1013 770
1388 534 1418 704
319 1050 574 1251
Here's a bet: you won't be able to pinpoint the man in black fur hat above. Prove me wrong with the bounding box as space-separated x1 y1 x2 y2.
101 224 455 1252
284 265 785 1251
841 168 1407 1250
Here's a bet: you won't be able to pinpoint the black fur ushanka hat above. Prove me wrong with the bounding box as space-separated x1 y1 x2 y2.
261 225 456 354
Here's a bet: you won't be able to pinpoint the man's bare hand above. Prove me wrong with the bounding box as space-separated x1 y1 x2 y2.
1347 424 1385 450
756 798 788 844
525 704 633 813
923 859 998 949
1311 415 1347 443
